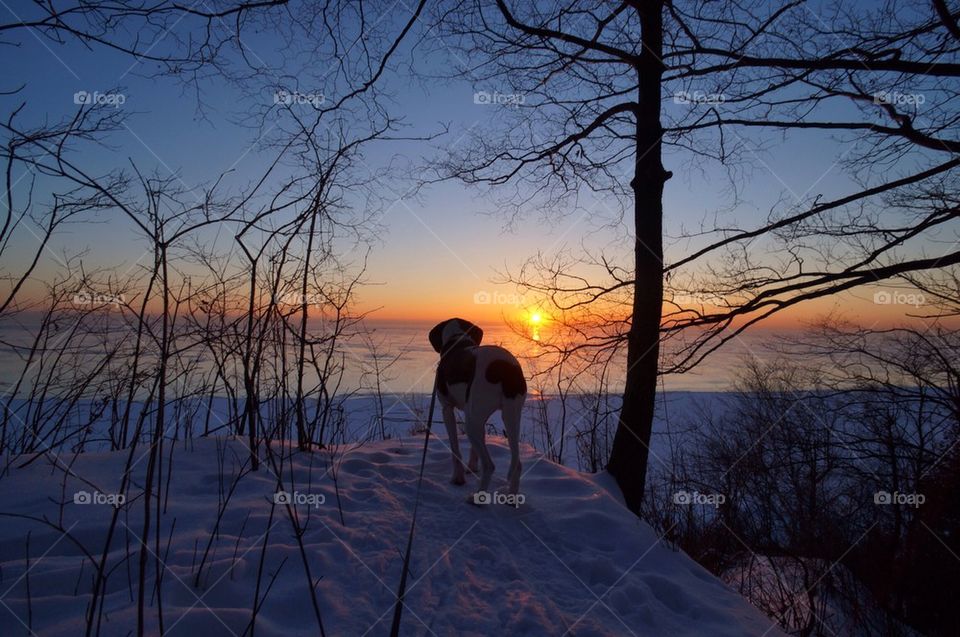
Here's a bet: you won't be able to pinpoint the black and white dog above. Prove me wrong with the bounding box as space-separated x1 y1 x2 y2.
429 318 527 497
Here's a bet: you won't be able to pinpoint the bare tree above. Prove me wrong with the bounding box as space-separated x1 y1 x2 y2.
1 2 430 635
430 0 960 513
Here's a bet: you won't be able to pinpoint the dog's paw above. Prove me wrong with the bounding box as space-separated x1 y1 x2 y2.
450 474 466 486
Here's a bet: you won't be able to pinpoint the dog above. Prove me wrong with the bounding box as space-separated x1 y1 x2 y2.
428 318 527 499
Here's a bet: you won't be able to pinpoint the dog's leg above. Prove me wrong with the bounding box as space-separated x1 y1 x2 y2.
467 446 479 474
465 413 495 494
442 404 466 485
503 398 523 495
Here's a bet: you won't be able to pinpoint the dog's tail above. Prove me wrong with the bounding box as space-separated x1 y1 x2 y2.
485 360 527 398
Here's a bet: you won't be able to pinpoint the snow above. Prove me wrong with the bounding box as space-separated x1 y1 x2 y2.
0 433 782 636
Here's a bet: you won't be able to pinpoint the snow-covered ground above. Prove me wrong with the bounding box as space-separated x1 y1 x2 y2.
0 434 782 636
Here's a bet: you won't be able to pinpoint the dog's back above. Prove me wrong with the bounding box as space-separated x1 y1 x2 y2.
438 344 525 411
477 345 526 398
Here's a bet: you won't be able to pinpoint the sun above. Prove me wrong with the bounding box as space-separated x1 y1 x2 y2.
525 310 546 341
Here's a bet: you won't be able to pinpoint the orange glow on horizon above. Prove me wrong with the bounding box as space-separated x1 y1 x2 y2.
8 278 956 333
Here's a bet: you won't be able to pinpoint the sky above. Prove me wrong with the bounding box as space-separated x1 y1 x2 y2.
0 2 941 332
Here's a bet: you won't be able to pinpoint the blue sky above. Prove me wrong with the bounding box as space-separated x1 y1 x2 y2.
0 3 924 327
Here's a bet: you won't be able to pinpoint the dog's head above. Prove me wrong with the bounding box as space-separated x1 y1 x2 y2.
429 318 483 354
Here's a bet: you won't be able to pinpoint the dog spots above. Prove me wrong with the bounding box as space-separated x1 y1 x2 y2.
485 360 527 397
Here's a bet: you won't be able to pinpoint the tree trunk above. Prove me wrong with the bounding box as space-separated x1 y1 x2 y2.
607 0 668 515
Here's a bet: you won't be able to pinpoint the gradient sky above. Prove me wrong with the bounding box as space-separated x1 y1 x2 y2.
0 4 937 331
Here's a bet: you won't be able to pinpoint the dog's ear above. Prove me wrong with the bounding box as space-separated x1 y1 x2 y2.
428 320 449 353
455 318 483 346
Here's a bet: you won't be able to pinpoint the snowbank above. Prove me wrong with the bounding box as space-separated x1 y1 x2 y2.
0 435 782 635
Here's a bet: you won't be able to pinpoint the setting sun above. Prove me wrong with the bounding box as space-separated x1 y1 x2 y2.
523 309 546 341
